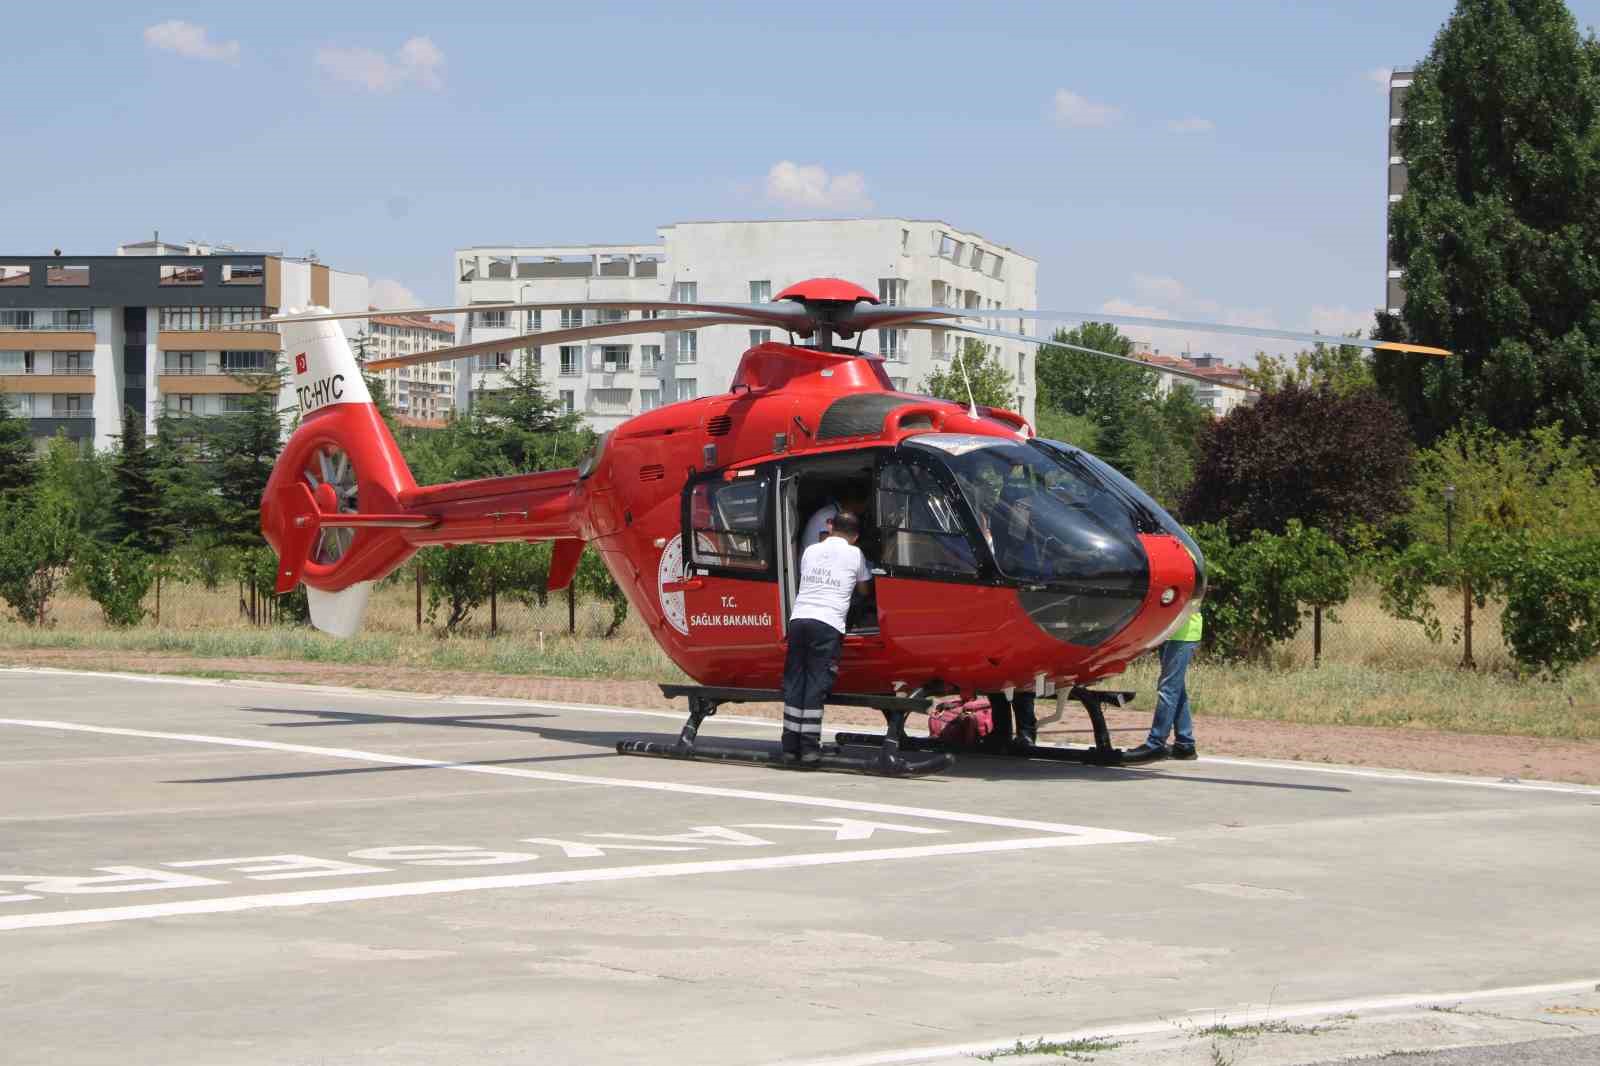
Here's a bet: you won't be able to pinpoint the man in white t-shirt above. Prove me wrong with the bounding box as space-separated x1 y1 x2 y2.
781 511 872 765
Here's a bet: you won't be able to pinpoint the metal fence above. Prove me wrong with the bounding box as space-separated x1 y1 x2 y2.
1280 580 1505 670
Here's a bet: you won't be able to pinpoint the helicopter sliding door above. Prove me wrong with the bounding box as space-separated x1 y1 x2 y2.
679 468 784 652
872 450 1005 674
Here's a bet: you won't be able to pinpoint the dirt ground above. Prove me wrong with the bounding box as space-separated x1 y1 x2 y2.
4 647 1597 785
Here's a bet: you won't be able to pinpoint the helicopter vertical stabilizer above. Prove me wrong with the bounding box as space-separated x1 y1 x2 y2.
278 307 372 416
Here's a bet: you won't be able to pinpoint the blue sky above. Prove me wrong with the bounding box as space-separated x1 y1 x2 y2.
10 2 1600 359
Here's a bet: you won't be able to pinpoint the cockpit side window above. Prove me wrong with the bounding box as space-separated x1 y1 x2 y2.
877 459 980 577
688 474 772 574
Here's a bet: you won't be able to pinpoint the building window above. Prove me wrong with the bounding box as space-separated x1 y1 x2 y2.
600 344 631 371
688 474 771 573
878 329 906 361
560 390 575 414
223 395 249 412
47 265 90 287
0 265 30 287
475 352 510 371
472 309 508 329
222 263 264 285
970 246 986 270
165 352 196 374
1017 352 1026 386
671 282 697 305
51 352 86 373
0 310 34 330
938 233 958 260
990 255 1004 278
640 388 659 411
160 264 204 286
158 307 271 331
749 280 771 304
890 377 907 392
52 394 86 417
901 229 911 252
749 329 771 348
676 379 697 401
675 331 697 363
877 278 906 306
559 308 584 330
222 351 272 372
559 346 582 376
526 309 542 332
177 395 194 414
641 345 662 374
597 309 628 324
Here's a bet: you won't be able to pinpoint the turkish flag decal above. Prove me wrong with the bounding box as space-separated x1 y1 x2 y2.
295 352 308 375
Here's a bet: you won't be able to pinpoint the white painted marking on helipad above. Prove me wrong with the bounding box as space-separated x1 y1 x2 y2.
771 977 1600 1066
0 835 1120 932
1198 755 1600 797
0 717 1156 839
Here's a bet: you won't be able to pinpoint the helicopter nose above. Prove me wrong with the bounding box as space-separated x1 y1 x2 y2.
1016 533 1196 652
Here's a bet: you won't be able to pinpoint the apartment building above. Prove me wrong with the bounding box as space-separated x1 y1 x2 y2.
365 312 455 425
453 219 1038 431
1140 351 1256 417
1386 68 1415 315
0 240 366 451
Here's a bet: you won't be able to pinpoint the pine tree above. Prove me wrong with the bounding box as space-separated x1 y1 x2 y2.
205 377 284 546
470 351 592 472
0 400 35 498
111 406 162 553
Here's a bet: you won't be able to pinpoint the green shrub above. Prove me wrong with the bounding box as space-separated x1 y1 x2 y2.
77 544 152 628
1192 520 1352 662
0 494 78 626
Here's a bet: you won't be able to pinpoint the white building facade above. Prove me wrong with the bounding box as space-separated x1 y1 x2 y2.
452 219 1038 432
366 313 455 424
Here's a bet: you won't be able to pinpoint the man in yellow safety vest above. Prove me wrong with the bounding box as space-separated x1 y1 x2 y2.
1127 609 1203 761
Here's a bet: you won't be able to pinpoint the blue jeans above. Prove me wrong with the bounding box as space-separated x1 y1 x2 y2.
1147 639 1199 748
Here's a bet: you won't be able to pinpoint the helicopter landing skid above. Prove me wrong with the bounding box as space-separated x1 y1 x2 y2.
616 685 951 777
835 687 1144 767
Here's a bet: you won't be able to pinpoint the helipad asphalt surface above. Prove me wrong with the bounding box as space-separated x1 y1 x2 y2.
2 668 1598 1066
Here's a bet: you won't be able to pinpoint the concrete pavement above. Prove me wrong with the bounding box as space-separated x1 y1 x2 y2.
2 667 1597 1065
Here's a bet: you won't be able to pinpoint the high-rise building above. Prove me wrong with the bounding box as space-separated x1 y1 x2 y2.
453 219 1038 430
1386 68 1415 315
0 237 366 451
364 312 455 425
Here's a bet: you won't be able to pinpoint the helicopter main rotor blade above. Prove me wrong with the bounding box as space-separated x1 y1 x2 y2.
954 308 1451 357
896 321 1236 391
362 315 763 371
228 300 810 331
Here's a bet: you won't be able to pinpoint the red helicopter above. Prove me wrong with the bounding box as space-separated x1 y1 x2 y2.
257 279 1447 775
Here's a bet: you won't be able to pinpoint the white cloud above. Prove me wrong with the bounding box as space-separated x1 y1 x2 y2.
144 20 239 62
763 161 873 212
316 36 445 93
370 279 423 310
1052 89 1122 129
1365 67 1393 91
1166 117 1215 134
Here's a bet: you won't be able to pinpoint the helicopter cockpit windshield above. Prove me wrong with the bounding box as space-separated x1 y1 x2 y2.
905 434 1147 587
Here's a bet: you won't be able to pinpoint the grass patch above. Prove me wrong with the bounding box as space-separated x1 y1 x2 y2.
974 1036 1126 1061
4 583 1598 740
1191 1020 1329 1039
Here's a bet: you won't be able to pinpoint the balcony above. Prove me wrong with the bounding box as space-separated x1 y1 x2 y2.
28 416 94 441
0 372 94 396
588 366 636 389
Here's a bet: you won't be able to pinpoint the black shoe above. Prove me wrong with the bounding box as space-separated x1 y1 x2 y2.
1009 735 1035 756
1124 741 1169 762
796 751 822 770
1170 743 1198 761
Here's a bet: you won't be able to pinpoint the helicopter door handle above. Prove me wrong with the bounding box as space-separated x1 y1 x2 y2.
870 568 887 576
662 579 704 593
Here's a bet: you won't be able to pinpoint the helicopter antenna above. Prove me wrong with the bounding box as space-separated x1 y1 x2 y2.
954 338 978 417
